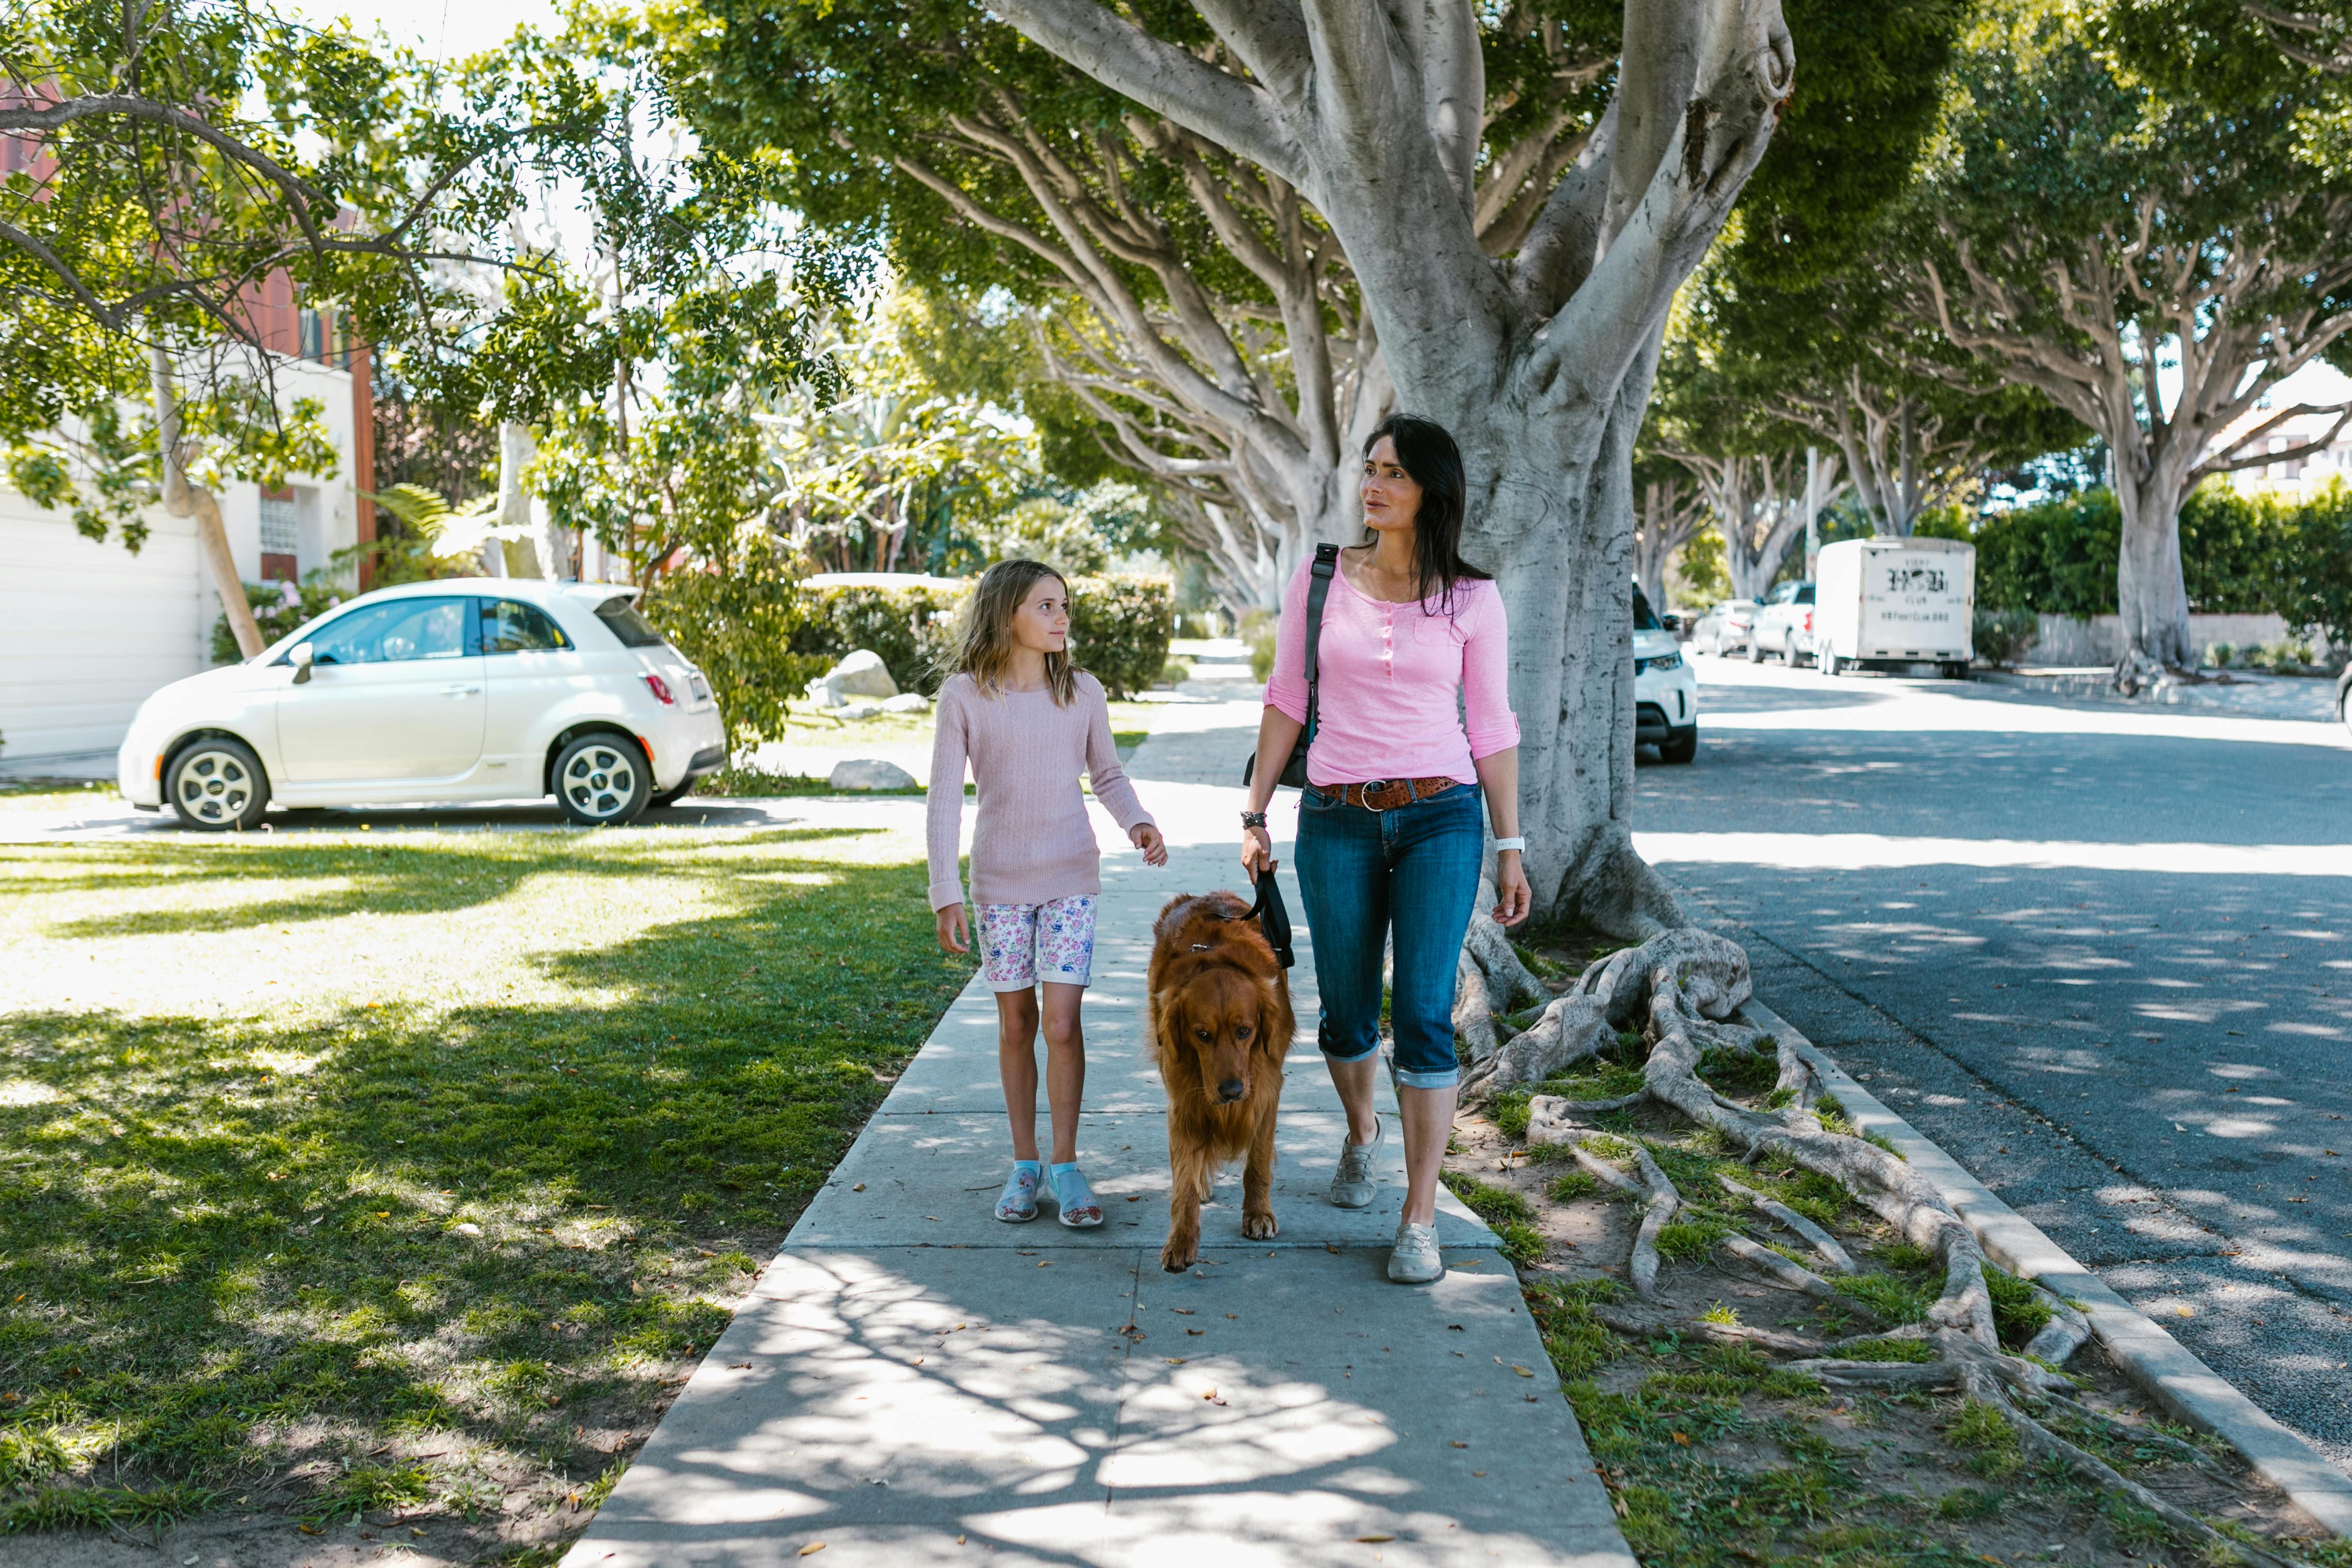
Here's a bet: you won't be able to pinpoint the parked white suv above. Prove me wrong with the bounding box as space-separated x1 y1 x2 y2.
1634 586 1698 763
118 579 727 830
1749 580 1817 665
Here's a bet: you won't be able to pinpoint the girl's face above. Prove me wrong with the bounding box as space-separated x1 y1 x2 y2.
1009 577 1070 655
1361 436 1422 536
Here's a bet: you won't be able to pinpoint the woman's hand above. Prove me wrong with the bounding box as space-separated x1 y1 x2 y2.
1131 822 1168 867
1492 852 1532 927
1241 824 1276 878
936 902 971 954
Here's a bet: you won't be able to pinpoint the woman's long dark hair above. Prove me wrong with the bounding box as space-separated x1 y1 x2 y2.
1362 413 1490 610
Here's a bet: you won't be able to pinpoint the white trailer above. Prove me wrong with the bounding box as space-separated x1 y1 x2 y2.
1813 536 1975 678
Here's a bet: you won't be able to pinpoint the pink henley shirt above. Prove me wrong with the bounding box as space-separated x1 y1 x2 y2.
1263 558 1521 787
925 671 1155 911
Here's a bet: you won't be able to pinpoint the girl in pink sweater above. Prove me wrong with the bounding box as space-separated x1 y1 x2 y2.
929 559 1167 1227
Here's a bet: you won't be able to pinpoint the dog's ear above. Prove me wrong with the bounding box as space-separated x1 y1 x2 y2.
1253 970 1293 1059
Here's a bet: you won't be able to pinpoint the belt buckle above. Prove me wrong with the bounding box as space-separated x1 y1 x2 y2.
1360 778 1392 811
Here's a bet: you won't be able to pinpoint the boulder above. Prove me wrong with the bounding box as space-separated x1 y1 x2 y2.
814 649 899 707
880 692 933 714
835 701 885 721
829 758 917 791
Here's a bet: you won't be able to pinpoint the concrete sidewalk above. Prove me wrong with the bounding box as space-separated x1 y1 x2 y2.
561 660 1636 1567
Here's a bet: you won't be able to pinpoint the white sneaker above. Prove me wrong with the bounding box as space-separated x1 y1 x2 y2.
1329 1120 1382 1209
1388 1221 1443 1284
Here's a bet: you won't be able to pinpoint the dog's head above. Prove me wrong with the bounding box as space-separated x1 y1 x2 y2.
1163 964 1281 1106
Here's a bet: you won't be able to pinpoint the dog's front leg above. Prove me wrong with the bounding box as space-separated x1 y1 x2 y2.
1162 1113 1207 1272
1239 1085 1281 1241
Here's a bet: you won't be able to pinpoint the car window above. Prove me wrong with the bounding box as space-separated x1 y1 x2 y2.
1770 583 1796 605
308 598 469 664
481 599 572 654
1794 583 1816 605
1632 586 1662 631
593 597 668 649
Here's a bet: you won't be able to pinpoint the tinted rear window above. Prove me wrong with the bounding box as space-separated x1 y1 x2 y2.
1632 587 1662 631
594 598 668 649
1795 584 1816 604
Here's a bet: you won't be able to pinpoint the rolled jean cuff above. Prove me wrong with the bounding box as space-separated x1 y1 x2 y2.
1318 1036 1380 1065
1393 1063 1461 1090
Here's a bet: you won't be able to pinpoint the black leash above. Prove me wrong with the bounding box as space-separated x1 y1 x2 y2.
1232 865 1295 970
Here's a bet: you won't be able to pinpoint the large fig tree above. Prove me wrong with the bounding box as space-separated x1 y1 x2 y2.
670 0 1795 931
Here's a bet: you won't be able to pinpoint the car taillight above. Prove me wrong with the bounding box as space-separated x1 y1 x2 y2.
1802 610 1813 632
643 674 676 705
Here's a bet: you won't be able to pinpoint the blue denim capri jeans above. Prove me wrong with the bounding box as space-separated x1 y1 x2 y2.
1293 782 1484 1090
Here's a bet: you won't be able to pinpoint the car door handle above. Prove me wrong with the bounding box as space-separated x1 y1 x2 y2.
441 684 482 696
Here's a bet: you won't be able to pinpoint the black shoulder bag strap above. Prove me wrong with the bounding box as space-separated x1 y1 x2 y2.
1243 543 1341 790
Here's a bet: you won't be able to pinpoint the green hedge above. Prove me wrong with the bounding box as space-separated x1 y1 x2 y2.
791 574 1173 700
1971 482 2319 620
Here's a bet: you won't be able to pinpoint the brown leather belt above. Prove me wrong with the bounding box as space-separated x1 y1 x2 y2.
1311 776 1461 812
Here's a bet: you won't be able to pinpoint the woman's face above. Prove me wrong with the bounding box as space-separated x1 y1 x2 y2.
1361 436 1422 536
1009 576 1071 655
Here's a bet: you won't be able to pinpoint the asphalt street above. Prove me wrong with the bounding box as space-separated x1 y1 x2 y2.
1635 657 2352 1471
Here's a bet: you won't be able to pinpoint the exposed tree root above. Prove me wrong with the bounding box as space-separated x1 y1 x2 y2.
1455 920 2306 1563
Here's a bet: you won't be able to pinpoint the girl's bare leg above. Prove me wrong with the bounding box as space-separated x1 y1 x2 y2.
1038 981 1086 1165
997 988 1043 1161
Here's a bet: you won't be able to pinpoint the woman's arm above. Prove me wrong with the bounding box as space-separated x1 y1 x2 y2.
1241 705 1305 875
1471 746 1531 927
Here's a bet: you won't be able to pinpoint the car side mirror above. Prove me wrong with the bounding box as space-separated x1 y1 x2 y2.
289 641 315 685
1660 614 1684 632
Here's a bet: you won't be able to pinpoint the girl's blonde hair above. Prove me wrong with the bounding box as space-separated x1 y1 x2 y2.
946 558 1078 704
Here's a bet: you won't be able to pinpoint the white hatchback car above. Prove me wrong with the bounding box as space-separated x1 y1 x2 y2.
1633 585 1698 763
119 578 728 830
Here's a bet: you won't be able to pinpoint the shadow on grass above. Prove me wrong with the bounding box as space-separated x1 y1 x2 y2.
0 829 971 1534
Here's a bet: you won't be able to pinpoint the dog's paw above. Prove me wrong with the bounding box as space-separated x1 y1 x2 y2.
1160 1236 1199 1273
1240 1209 1278 1241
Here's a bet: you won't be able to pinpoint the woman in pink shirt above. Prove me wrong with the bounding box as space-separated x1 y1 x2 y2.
930 560 1168 1228
1241 415 1532 1285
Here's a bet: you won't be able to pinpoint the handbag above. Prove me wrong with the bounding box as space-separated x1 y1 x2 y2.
1241 543 1340 790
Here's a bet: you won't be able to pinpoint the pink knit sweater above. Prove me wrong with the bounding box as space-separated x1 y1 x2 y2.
1263 559 1520 787
925 671 1155 911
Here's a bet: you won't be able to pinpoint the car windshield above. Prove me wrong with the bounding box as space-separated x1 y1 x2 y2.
594 597 668 649
1632 587 1662 631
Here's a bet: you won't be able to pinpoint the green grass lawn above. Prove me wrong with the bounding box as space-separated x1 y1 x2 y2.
0 818 970 1552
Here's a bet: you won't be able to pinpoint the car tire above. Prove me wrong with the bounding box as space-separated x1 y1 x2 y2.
554 734 651 826
1819 644 1839 677
166 737 270 831
1746 637 1765 664
1659 725 1698 764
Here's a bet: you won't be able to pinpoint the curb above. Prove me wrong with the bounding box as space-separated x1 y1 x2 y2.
1742 998 2352 1538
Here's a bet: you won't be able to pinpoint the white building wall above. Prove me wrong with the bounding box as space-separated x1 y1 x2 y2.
0 357 361 764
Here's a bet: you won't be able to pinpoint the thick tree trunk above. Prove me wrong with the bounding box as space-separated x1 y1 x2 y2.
2114 465 2195 679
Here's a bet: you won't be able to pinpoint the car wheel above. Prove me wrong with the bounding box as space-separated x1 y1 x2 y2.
1659 725 1698 764
554 734 651 826
1746 636 1765 664
1818 643 1839 677
166 738 269 831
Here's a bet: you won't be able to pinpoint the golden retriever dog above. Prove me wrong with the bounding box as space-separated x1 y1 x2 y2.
1148 892 1296 1273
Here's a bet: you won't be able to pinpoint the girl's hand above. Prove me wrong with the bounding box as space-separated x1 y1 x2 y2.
936 903 971 954
1241 824 1275 878
1492 852 1532 927
1130 822 1168 867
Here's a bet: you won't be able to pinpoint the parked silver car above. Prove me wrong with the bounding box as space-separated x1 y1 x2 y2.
1749 580 1817 665
1688 599 1758 656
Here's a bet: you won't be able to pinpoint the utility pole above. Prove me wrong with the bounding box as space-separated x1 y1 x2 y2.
1804 446 1822 580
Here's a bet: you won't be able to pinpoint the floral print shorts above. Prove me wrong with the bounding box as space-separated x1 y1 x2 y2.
978 895 1097 992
